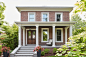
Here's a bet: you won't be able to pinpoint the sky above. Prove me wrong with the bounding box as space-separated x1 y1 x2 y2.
0 0 79 25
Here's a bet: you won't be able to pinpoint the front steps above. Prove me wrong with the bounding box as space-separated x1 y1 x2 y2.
14 46 35 57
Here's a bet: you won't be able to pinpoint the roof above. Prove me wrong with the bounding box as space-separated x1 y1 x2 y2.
16 6 74 12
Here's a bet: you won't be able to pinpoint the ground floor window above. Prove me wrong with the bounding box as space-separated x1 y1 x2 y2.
41 28 49 42
56 28 63 42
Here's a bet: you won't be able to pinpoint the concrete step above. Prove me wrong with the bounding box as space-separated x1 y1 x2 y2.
20 48 34 50
18 50 33 52
15 54 33 56
21 46 35 48
17 52 34 54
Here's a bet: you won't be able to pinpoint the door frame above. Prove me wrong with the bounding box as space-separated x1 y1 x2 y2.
26 29 36 45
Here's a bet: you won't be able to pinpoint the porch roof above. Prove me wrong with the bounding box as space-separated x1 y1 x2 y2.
15 21 76 26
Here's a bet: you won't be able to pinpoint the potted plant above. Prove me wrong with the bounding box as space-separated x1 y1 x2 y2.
33 46 44 57
2 47 10 57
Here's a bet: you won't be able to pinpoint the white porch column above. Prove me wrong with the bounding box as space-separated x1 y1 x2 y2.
22 27 25 46
18 26 21 47
52 25 55 47
36 25 39 46
69 25 72 37
65 27 69 44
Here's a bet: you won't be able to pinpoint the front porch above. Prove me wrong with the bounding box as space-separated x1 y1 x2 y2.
16 22 75 47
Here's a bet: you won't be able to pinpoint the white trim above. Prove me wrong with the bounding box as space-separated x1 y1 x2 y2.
52 26 55 47
36 26 39 46
41 12 49 22
69 24 72 37
65 27 68 44
18 26 21 47
55 28 63 42
41 28 49 42
28 12 35 22
55 12 63 22
22 27 25 46
26 29 36 45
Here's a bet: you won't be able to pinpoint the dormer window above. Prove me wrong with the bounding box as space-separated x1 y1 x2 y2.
42 12 49 22
55 13 63 22
28 12 35 22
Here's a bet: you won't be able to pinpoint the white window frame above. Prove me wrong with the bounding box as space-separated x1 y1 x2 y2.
41 28 49 42
55 28 63 42
41 12 49 22
28 12 35 22
55 12 63 22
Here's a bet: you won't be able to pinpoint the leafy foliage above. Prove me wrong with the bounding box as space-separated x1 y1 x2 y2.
0 24 18 50
0 2 6 26
53 48 57 53
41 51 45 56
55 32 86 57
74 0 86 13
71 14 86 31
44 48 50 53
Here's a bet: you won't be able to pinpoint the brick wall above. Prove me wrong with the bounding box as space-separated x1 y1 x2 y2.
21 11 69 21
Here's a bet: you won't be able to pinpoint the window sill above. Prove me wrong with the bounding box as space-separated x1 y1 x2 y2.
41 41 48 42
55 41 63 42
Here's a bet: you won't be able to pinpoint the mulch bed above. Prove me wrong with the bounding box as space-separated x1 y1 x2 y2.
41 53 56 57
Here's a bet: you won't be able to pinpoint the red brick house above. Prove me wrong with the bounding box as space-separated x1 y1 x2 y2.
10 6 75 57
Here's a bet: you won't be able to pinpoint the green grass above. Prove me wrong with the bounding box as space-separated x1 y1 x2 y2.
48 56 65 57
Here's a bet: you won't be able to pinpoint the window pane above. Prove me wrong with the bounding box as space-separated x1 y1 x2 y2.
43 30 47 41
32 31 35 39
57 30 61 41
28 31 31 39
43 14 47 21
57 14 61 21
29 18 35 21
29 14 34 18
43 18 47 21
29 14 35 21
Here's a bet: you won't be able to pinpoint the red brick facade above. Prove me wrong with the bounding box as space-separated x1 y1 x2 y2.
21 11 69 21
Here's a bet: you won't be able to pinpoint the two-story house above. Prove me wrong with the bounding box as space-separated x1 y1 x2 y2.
10 6 75 57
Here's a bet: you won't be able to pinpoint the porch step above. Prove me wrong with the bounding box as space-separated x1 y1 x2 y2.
14 46 35 57
18 50 33 52
20 48 34 50
15 54 33 56
17 52 34 54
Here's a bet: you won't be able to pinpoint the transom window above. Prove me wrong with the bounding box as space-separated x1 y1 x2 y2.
42 12 49 22
28 12 35 22
56 28 63 42
41 28 49 42
55 13 63 22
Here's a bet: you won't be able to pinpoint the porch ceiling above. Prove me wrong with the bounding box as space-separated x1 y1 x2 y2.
15 21 76 26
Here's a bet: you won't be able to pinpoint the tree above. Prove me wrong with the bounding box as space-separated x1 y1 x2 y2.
74 0 86 13
71 14 86 31
0 24 18 50
0 2 6 26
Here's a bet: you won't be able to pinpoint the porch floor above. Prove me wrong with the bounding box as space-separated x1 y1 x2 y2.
26 44 61 48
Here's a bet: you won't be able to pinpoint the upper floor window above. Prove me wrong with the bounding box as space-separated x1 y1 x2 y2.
42 12 49 22
55 13 63 22
28 12 35 22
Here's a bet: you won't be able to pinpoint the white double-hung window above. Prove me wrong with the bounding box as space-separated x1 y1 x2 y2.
55 28 63 42
41 28 49 42
28 12 35 22
42 12 49 22
55 13 63 22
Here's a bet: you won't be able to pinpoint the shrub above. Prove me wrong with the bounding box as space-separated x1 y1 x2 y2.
53 48 57 53
0 45 2 50
41 51 45 56
0 51 1 56
44 48 50 53
55 32 86 57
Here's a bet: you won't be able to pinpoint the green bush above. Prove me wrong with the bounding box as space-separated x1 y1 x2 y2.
44 48 50 53
41 51 45 56
53 48 57 53
0 51 1 56
0 45 2 50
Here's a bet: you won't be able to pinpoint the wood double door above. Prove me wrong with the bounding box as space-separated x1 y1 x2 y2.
27 30 36 44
